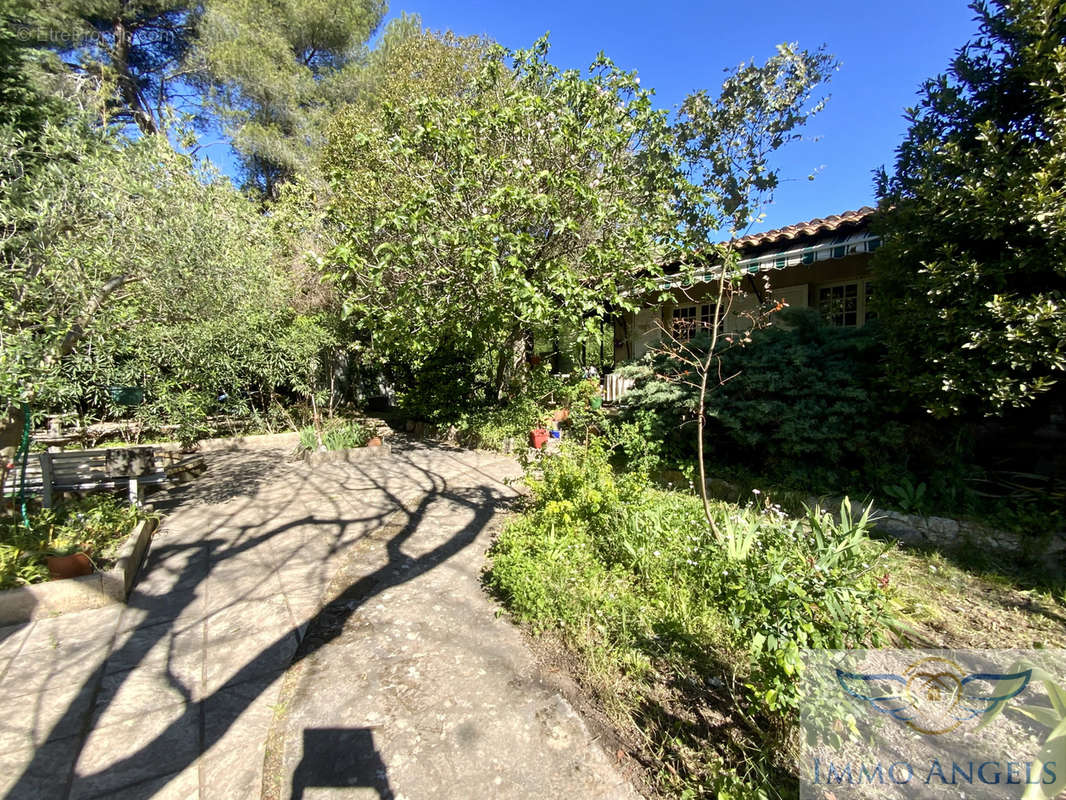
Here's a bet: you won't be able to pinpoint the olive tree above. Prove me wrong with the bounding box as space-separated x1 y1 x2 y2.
0 118 335 446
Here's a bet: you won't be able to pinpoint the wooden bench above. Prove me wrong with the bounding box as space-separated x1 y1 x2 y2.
38 447 169 507
3 447 206 508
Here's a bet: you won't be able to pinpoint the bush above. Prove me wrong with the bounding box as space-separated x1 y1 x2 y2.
0 495 156 588
401 366 608 452
298 418 376 451
393 342 489 425
619 309 966 500
487 441 892 795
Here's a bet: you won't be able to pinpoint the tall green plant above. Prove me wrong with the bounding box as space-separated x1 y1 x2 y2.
978 660 1066 800
874 0 1066 418
0 114 338 437
621 309 915 495
667 43 837 537
191 0 389 197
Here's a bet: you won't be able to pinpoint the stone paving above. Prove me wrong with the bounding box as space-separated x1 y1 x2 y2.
0 441 637 799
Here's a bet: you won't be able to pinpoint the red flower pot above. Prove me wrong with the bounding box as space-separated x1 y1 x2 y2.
530 428 550 450
47 552 93 580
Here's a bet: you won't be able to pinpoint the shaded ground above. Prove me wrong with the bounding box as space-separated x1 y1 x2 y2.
0 441 638 799
885 547 1066 649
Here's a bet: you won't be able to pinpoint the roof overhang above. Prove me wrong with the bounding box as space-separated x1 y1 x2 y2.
662 229 881 289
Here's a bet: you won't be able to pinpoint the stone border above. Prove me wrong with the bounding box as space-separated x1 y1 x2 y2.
156 430 301 453
302 443 392 467
805 497 1066 557
870 508 1066 556
0 517 158 625
698 476 1066 557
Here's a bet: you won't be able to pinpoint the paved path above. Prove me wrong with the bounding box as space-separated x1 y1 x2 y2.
0 442 637 799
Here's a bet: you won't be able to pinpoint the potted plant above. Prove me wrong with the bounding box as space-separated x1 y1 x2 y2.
45 530 94 580
530 428 550 450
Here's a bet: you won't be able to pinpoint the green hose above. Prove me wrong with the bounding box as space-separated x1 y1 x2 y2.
14 403 30 528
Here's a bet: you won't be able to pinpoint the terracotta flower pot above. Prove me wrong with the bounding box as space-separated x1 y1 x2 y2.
552 409 569 422
47 552 93 580
530 428 550 450
367 437 382 447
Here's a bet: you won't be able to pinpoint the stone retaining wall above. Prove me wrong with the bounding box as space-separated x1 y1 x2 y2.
0 517 158 625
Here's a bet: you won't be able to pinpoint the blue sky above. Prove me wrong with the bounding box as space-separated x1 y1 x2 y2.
379 0 980 233
199 1 980 234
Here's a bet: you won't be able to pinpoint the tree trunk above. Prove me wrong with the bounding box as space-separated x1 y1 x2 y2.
492 327 526 402
112 20 158 135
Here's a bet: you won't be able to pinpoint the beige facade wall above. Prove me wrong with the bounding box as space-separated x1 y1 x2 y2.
613 253 873 364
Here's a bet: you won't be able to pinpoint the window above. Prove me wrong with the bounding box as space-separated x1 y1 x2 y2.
672 303 724 340
864 282 877 324
817 280 876 327
672 305 697 339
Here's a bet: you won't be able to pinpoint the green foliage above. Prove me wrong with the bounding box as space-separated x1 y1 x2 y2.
392 341 489 425
0 495 155 588
621 310 914 492
0 113 343 437
452 401 545 451
403 367 607 451
10 0 192 134
192 0 388 196
0 3 67 136
325 34 684 397
882 477 928 514
488 442 891 796
675 43 838 240
298 418 375 452
874 0 1066 417
978 658 1066 800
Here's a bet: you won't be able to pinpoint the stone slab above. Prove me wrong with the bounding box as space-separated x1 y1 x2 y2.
303 444 392 468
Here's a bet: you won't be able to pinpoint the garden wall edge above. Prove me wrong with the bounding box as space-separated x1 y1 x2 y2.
0 517 158 626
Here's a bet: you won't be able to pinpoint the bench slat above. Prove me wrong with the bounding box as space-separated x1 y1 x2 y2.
37 448 168 508
53 474 168 491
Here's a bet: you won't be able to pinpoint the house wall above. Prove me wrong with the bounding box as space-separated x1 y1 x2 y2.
613 252 872 364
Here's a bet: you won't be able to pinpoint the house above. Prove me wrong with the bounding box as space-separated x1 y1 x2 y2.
613 206 881 363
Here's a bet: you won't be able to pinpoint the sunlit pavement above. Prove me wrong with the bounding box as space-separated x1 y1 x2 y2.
0 441 636 799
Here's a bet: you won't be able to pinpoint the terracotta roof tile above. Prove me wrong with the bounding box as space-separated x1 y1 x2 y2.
734 206 876 250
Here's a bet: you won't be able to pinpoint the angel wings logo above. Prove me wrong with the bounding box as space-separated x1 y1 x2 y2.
836 656 1032 736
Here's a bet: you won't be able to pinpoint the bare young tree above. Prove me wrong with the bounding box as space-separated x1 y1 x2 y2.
654 43 837 536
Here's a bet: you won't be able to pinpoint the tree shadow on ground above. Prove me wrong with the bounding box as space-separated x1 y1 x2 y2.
3 442 512 799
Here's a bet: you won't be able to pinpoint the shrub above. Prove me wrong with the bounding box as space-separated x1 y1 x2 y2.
619 309 964 500
488 441 892 795
417 367 608 451
298 419 376 451
0 495 155 588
